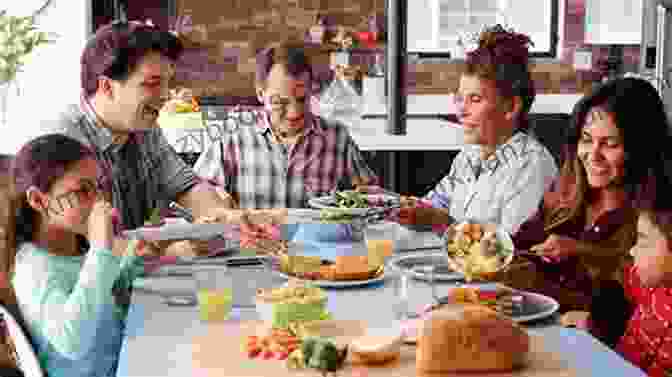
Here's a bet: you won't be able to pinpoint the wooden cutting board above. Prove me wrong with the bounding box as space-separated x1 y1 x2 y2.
192 320 576 377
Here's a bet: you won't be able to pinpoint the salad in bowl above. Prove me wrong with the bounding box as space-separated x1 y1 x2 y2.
442 221 515 281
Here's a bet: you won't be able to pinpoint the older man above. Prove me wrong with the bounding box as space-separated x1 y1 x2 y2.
193 40 379 249
194 40 378 209
34 20 263 254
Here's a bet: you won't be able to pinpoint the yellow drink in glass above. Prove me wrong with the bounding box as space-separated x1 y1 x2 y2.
197 288 233 321
367 239 393 268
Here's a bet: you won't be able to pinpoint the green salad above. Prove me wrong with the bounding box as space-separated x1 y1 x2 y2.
332 191 368 209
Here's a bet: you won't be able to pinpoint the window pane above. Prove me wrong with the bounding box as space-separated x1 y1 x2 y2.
439 15 468 36
439 0 467 12
469 13 499 30
470 0 499 12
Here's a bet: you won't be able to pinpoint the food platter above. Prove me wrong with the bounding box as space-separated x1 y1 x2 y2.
442 220 515 281
307 191 399 216
123 219 235 241
270 260 386 288
387 251 464 282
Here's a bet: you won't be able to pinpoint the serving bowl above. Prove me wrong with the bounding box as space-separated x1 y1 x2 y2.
441 220 515 282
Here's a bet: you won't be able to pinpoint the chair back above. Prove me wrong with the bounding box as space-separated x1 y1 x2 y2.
0 303 43 377
527 113 571 167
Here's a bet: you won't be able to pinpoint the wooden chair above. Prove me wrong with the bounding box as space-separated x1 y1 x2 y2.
0 154 29 376
0 303 42 377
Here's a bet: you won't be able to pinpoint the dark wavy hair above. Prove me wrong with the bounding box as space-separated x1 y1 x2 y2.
548 77 670 228
81 20 183 97
464 24 536 131
8 135 95 258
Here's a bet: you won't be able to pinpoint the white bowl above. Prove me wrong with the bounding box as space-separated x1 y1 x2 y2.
350 325 404 364
254 294 328 327
441 220 515 280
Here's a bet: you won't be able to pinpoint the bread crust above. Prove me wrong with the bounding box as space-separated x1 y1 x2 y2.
416 304 530 373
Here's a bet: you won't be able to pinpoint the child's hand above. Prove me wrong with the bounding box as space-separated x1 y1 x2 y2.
87 197 116 251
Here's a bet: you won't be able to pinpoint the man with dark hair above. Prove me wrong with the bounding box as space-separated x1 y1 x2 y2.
194 40 378 209
33 20 266 254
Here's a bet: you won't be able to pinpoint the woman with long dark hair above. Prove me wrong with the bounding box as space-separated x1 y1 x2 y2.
513 76 670 312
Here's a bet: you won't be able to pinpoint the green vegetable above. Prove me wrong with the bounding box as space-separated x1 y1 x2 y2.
302 337 318 362
333 191 368 209
301 337 348 376
319 208 357 222
147 207 162 226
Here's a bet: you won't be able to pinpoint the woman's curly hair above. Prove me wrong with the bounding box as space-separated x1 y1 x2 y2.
465 24 536 131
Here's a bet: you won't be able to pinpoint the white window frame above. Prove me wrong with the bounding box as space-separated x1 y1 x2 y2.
414 0 559 58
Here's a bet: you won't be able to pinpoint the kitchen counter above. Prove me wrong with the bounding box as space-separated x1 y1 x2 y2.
161 94 581 153
361 94 582 116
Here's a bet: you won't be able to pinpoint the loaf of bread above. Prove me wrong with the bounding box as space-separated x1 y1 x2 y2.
416 303 529 373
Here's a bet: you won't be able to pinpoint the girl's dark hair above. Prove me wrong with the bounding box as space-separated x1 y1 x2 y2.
8 134 95 261
464 24 536 131
635 148 672 241
548 77 671 229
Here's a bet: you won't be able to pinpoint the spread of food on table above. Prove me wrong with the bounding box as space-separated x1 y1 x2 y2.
243 279 533 376
277 254 384 282
444 221 514 281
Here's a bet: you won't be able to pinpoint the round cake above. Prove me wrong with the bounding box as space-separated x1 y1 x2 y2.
416 303 530 373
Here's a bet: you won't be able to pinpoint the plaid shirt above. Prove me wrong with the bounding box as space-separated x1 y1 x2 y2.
193 112 377 209
35 96 199 230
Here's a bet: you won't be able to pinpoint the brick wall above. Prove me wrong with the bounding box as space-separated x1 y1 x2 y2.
170 0 640 98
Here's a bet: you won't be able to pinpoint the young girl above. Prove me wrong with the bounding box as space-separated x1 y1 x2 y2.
578 154 672 376
7 134 152 377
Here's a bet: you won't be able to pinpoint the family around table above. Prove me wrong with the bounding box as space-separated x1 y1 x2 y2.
0 19 671 377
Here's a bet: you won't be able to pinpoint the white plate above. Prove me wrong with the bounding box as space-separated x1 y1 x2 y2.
387 251 464 281
513 291 560 323
123 222 236 241
271 268 386 288
401 291 560 343
307 193 399 216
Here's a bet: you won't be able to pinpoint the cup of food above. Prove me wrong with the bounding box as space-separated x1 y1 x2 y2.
442 220 514 282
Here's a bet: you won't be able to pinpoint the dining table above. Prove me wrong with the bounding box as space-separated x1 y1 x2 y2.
116 226 646 377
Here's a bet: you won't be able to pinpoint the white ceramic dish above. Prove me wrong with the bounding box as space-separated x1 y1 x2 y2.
123 221 236 241
387 251 464 281
308 193 399 216
400 291 560 344
442 221 515 279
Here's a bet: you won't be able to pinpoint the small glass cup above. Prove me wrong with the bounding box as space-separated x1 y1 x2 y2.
364 221 400 268
193 265 233 322
393 268 418 320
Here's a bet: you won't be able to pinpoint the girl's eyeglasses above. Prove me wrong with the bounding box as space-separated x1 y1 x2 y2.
47 179 106 215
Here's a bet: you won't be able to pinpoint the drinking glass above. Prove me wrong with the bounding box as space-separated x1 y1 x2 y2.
193 265 233 322
363 221 400 268
392 268 419 320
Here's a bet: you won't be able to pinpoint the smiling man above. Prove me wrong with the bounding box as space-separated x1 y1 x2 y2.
32 20 259 253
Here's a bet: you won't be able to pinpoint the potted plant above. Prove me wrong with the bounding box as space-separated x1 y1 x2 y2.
0 9 55 126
